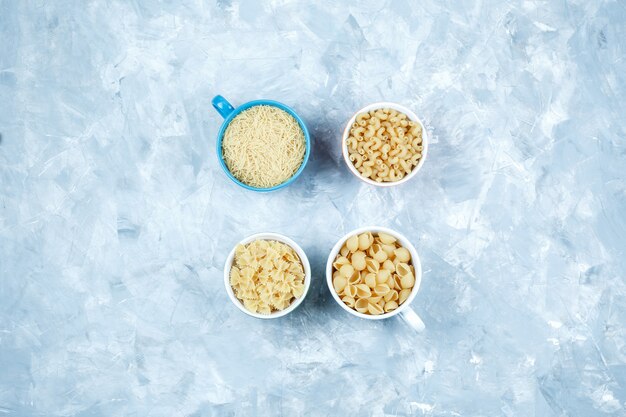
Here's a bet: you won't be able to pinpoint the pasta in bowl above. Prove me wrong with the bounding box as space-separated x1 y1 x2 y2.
342 102 428 186
326 227 423 322
224 233 311 319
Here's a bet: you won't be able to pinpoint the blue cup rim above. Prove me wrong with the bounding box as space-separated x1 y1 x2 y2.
214 97 311 192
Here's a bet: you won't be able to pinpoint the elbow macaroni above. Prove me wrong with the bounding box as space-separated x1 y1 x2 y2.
332 232 416 315
346 108 423 182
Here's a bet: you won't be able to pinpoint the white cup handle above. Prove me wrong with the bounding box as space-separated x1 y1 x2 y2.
399 307 425 332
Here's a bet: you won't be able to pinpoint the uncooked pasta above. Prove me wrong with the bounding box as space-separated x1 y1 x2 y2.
222 105 306 188
230 239 305 314
346 108 423 182
331 232 416 315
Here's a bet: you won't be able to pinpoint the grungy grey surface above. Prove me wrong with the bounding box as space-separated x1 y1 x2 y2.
1 0 625 416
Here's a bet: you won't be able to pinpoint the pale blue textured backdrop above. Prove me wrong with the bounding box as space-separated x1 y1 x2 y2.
1 0 625 416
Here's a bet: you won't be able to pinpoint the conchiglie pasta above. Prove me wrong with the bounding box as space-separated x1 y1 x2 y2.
399 289 412 304
339 264 355 278
351 251 367 271
355 298 369 313
368 302 384 315
385 274 395 289
381 244 396 258
396 263 415 288
382 260 395 271
393 274 402 290
348 270 361 285
342 296 356 308
384 301 399 312
384 290 399 302
332 256 350 270
366 258 380 273
331 231 417 315
358 232 374 251
333 276 347 293
401 273 415 289
346 235 359 252
373 247 388 263
377 233 397 245
368 296 382 305
344 284 358 298
374 284 391 296
355 284 372 298
375 271 391 288
396 263 411 278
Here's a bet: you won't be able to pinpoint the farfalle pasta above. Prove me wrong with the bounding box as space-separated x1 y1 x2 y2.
230 239 305 314
331 232 416 315
346 108 423 182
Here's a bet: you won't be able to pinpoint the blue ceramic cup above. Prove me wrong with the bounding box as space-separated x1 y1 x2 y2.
212 95 311 192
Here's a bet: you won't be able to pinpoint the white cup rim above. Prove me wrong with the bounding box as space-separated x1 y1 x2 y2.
224 232 311 319
341 102 428 187
325 226 422 320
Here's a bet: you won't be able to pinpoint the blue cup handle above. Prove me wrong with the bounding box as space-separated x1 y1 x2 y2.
212 95 235 119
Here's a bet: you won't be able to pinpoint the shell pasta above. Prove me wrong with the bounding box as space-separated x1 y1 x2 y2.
331 232 416 315
346 108 423 182
230 239 305 314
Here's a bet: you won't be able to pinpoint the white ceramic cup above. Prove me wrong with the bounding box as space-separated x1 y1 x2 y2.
342 102 429 187
326 226 425 331
224 232 311 319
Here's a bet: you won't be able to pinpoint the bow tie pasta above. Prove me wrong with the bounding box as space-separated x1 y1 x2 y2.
332 232 416 315
230 239 306 315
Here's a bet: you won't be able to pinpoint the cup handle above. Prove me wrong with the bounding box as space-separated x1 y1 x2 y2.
399 307 425 333
212 95 235 119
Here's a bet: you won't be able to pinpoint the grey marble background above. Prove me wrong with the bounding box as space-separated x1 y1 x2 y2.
1 0 626 416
